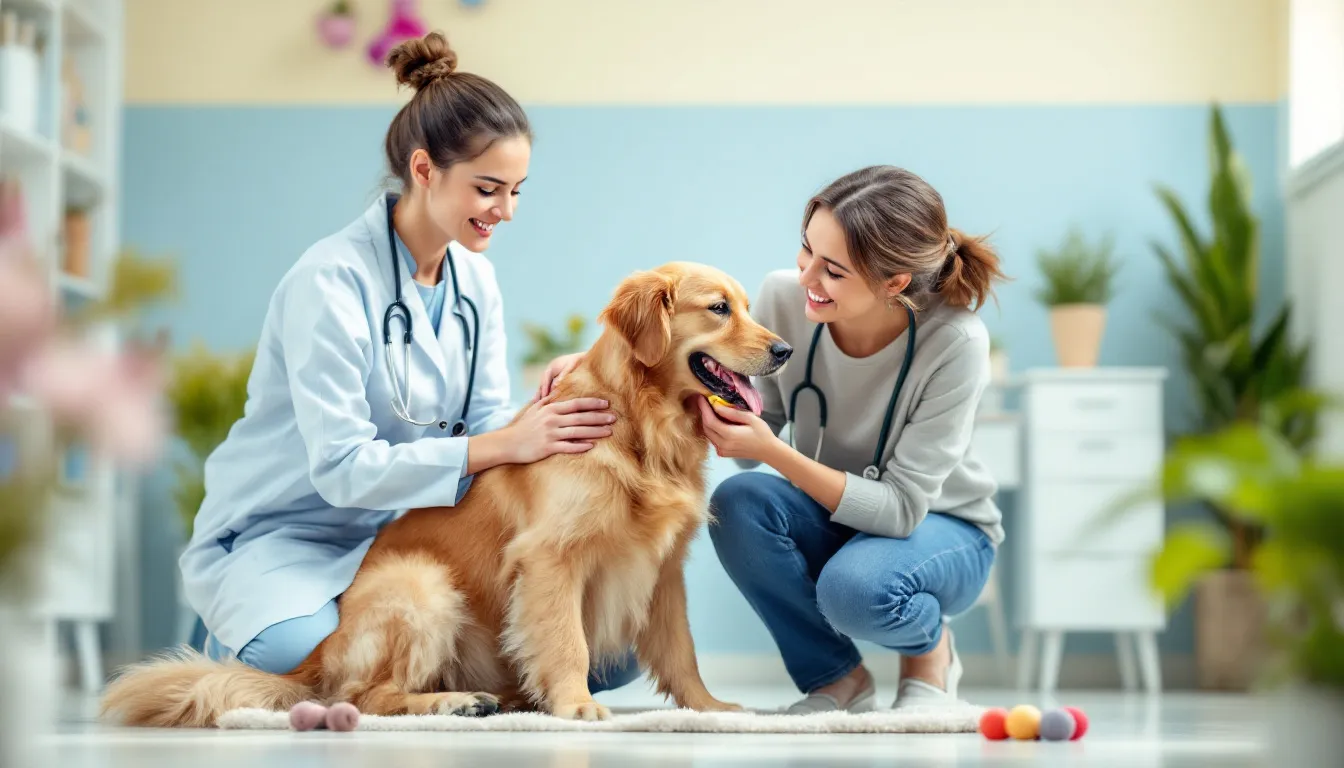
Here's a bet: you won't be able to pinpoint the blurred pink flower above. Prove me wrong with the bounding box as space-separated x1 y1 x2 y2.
21 339 166 466
0 251 55 400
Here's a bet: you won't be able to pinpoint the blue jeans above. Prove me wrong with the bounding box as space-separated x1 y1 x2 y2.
708 472 994 693
197 601 641 693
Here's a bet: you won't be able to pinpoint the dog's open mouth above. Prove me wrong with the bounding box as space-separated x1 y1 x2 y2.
690 352 764 415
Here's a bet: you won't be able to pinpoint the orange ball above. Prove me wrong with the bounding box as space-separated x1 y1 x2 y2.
1004 705 1042 740
978 707 1009 740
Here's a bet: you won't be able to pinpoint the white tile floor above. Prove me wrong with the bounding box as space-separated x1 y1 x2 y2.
30 684 1290 767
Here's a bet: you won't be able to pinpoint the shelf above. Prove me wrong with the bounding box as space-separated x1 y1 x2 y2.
63 1 105 45
0 120 56 166
61 151 105 205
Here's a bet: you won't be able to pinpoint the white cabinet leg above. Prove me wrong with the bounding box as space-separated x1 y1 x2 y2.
1016 629 1038 691
73 621 103 694
1039 631 1065 693
1135 630 1161 694
1116 632 1138 691
985 592 1012 685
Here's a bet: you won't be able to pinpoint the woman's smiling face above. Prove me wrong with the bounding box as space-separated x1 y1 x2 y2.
796 207 890 323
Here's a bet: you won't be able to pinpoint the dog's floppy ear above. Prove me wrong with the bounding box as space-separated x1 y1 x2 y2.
600 270 677 367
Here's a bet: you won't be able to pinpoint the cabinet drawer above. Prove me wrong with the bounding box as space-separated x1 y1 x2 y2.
1022 556 1165 629
1029 432 1163 481
1029 481 1163 555
1026 381 1162 434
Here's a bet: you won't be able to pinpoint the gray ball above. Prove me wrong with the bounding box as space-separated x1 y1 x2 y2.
1039 708 1076 741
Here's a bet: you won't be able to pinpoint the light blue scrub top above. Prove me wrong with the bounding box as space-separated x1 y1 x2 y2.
395 231 446 334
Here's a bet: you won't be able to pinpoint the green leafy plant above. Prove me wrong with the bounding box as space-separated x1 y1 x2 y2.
1033 227 1120 306
1151 103 1322 568
166 344 255 536
1107 419 1344 691
521 314 587 366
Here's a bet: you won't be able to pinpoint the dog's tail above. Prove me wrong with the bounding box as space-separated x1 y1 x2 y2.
100 647 314 728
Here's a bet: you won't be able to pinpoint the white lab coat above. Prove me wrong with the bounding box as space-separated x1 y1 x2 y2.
179 192 516 654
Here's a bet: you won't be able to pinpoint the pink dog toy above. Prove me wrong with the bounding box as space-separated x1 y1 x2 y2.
289 701 361 732
366 0 427 66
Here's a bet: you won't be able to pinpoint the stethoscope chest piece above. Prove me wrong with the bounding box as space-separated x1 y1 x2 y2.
862 465 881 481
448 419 467 437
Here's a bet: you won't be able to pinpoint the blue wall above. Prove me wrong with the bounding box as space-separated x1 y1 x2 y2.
122 103 1284 662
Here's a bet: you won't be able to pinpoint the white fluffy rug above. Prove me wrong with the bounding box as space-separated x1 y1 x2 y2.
217 705 985 734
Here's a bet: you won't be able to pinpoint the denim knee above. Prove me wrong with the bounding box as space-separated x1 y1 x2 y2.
590 650 642 693
815 556 914 643
237 602 340 675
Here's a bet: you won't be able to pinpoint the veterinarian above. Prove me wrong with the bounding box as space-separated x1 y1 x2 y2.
179 33 639 695
543 165 1007 714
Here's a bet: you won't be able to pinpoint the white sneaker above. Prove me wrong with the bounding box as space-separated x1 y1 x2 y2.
893 621 963 709
784 678 877 715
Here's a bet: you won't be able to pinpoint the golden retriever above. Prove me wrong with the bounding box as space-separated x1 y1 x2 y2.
100 261 792 726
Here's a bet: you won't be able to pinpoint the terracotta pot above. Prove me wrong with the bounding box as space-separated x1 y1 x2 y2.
1048 304 1106 367
1195 569 1267 690
63 210 91 277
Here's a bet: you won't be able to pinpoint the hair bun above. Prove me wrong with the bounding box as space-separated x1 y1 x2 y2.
387 31 459 91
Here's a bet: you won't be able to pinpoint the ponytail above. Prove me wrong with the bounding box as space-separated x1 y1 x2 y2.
935 228 1007 311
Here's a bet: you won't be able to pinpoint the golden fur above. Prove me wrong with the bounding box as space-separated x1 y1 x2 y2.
100 261 787 726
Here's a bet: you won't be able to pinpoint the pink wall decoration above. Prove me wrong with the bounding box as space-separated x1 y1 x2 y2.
366 0 427 66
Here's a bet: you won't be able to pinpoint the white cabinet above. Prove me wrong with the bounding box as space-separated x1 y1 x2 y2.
1012 368 1168 693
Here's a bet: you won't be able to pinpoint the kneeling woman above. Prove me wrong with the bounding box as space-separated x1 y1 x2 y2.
698 166 1007 713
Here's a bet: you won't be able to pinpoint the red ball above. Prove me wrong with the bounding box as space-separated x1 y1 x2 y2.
978 707 1009 740
1062 706 1089 740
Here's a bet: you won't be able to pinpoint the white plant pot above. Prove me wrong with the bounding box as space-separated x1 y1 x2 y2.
0 598 58 767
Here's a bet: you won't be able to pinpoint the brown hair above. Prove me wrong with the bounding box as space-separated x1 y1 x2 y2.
383 31 532 188
802 165 1007 312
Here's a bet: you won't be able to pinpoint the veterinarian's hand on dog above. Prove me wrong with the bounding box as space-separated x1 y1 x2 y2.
697 396 780 463
504 394 616 464
536 352 585 400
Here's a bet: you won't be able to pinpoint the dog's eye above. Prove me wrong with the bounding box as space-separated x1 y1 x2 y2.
709 302 730 316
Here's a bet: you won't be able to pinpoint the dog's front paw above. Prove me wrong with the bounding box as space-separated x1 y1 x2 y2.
432 692 501 717
551 698 611 721
682 696 744 713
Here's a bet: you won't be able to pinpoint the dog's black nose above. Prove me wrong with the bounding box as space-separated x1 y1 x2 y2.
770 341 793 363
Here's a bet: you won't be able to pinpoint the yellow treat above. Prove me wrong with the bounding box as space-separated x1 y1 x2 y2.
1005 705 1042 741
708 395 732 408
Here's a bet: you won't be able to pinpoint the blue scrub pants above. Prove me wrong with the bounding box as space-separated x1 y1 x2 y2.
708 471 994 693
196 603 643 693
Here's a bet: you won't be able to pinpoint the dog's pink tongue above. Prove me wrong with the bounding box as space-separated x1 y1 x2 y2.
728 372 763 416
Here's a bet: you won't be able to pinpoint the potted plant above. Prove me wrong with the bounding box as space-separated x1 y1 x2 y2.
1033 227 1119 367
519 314 587 395
1150 102 1322 690
1101 416 1343 755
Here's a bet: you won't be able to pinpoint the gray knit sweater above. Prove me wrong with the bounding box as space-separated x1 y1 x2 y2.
735 269 1005 545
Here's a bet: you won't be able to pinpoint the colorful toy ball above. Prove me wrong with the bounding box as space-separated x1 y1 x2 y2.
1062 706 1089 740
978 707 1009 740
1004 704 1042 740
288 701 361 732
1039 708 1076 741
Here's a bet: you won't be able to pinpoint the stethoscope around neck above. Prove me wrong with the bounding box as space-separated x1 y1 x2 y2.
786 303 917 481
381 192 480 436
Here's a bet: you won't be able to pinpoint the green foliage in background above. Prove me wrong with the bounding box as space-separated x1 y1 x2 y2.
521 314 587 366
166 345 254 536
1033 227 1120 306
1107 421 1344 691
1151 103 1323 568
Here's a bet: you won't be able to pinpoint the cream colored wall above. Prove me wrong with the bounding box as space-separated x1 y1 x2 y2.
126 0 1288 105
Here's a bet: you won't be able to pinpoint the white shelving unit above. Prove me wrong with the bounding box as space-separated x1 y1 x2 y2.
0 0 124 693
